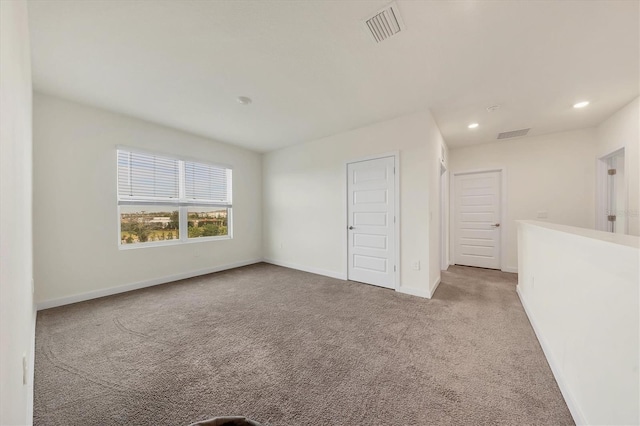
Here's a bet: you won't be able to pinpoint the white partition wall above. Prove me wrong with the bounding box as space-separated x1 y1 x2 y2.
517 221 639 425
1 1 36 424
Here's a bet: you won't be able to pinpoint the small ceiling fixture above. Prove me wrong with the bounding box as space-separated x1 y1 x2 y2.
237 96 252 105
573 101 589 109
468 123 479 129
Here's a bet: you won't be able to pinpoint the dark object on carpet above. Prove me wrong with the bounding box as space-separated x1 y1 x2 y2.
189 416 262 426
34 263 573 425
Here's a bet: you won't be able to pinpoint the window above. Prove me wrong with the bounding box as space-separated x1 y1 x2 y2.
117 149 232 247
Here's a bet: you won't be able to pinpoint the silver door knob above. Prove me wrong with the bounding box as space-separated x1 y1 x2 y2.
348 226 355 230
490 223 500 227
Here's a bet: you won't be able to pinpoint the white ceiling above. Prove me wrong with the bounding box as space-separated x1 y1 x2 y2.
28 0 639 151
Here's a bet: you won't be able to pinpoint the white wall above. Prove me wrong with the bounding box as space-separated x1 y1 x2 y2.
429 120 449 290
449 128 597 271
0 1 35 424
263 109 446 297
33 94 263 305
596 97 640 236
517 221 639 425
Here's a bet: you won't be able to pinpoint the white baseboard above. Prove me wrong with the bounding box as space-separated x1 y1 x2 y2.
516 286 586 425
428 277 441 298
502 266 518 273
262 258 347 280
36 258 263 310
397 286 430 299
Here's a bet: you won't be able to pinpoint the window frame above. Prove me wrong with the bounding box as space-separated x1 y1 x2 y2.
116 147 233 250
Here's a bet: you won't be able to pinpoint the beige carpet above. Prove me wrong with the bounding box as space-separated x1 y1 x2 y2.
34 263 573 425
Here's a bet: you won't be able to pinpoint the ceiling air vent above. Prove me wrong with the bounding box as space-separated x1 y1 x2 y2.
497 128 530 139
364 2 404 43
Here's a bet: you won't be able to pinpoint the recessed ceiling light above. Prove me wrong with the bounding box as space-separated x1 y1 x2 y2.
468 123 479 129
573 101 589 109
237 96 252 105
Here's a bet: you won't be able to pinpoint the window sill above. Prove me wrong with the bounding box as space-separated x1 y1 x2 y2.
118 235 232 250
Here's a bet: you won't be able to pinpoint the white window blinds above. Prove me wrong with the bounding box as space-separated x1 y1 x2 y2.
185 161 230 203
117 151 179 200
117 149 232 206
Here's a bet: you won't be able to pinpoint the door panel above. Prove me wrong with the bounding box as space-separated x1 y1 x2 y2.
460 244 495 257
460 212 494 222
354 212 388 226
347 156 395 288
354 234 387 249
353 254 387 272
454 171 501 269
354 189 387 204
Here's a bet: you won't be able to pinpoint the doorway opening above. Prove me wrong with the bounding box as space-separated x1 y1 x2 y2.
440 163 448 271
597 148 627 234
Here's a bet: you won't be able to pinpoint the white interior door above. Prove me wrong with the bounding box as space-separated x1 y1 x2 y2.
454 171 501 269
347 156 396 289
606 152 626 234
597 148 627 234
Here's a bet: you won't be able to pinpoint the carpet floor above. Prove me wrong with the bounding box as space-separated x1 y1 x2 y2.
34 263 573 425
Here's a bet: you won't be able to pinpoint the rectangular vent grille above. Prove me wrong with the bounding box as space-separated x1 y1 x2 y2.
497 128 530 139
365 3 403 43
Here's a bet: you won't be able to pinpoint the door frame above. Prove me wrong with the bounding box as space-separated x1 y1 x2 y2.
450 167 509 272
344 151 400 289
440 163 449 271
596 147 627 234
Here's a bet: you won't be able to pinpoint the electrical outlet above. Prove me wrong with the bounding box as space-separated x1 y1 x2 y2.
537 211 548 219
412 261 420 271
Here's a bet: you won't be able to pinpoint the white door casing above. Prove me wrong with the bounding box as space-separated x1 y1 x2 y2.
347 156 396 289
440 163 448 271
453 171 501 269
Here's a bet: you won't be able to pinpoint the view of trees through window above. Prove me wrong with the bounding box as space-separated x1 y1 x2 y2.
187 207 229 238
120 206 228 245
